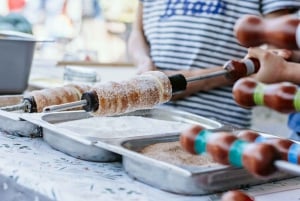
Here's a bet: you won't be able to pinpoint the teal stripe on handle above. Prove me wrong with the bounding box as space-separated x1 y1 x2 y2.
293 90 300 112
253 83 265 106
194 130 211 154
229 139 248 167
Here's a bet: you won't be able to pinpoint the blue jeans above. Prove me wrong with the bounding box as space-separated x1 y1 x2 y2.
288 113 300 141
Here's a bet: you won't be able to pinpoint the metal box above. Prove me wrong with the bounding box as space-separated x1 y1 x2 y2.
0 31 37 94
21 107 225 161
20 107 293 195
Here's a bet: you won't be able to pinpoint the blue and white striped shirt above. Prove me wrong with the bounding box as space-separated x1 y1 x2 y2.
141 0 300 128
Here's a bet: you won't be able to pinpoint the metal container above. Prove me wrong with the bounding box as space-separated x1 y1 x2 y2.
94 134 293 195
21 107 225 162
0 95 41 137
20 107 293 195
0 31 40 94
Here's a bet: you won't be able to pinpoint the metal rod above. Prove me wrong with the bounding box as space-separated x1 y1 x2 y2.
275 160 300 176
43 100 87 112
43 70 228 113
186 69 227 83
0 103 26 112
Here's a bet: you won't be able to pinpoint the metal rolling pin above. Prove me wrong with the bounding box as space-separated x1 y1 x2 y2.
187 57 259 82
44 99 88 112
180 125 300 177
0 84 91 113
1 102 30 112
44 58 260 113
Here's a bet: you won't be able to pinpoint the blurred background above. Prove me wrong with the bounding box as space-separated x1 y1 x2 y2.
0 0 290 136
0 0 138 63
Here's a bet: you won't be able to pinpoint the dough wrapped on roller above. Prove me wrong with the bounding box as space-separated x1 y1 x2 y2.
24 84 91 113
91 71 172 116
43 71 180 114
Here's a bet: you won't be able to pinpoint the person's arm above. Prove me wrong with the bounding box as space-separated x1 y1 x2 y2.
283 62 300 84
129 5 297 99
248 47 300 84
128 2 156 74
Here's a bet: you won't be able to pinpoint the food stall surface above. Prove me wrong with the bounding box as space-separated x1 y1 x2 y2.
0 60 296 200
0 131 300 201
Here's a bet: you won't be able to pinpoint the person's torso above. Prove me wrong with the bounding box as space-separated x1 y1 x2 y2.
141 0 297 127
142 0 261 70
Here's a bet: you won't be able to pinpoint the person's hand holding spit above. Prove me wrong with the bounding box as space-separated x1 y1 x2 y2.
247 47 300 84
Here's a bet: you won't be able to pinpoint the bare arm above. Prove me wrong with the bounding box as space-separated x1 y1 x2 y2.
128 2 156 74
248 47 300 84
283 62 300 84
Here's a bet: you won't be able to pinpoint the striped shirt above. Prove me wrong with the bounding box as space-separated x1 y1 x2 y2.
141 0 300 128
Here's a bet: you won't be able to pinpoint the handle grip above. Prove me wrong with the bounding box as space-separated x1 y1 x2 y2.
234 14 300 49
238 130 300 164
180 125 280 177
224 58 260 81
233 77 300 113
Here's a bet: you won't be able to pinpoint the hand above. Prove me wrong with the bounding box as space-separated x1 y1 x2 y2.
247 47 288 83
136 57 157 74
270 49 293 60
265 48 300 62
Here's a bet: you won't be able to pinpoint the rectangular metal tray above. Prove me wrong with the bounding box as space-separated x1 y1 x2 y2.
0 95 41 137
93 134 293 195
21 107 226 162
20 106 294 195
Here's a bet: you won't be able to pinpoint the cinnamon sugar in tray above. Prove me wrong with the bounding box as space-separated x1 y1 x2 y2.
140 141 218 167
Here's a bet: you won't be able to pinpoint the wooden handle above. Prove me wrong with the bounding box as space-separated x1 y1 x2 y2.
180 125 280 177
233 77 300 113
238 130 300 163
221 190 255 201
234 15 300 49
224 58 260 80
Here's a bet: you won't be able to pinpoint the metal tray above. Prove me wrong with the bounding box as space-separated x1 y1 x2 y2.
0 95 41 137
19 106 293 195
21 107 225 162
93 134 293 195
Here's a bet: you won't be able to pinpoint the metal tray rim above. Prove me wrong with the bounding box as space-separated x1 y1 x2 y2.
20 107 226 162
